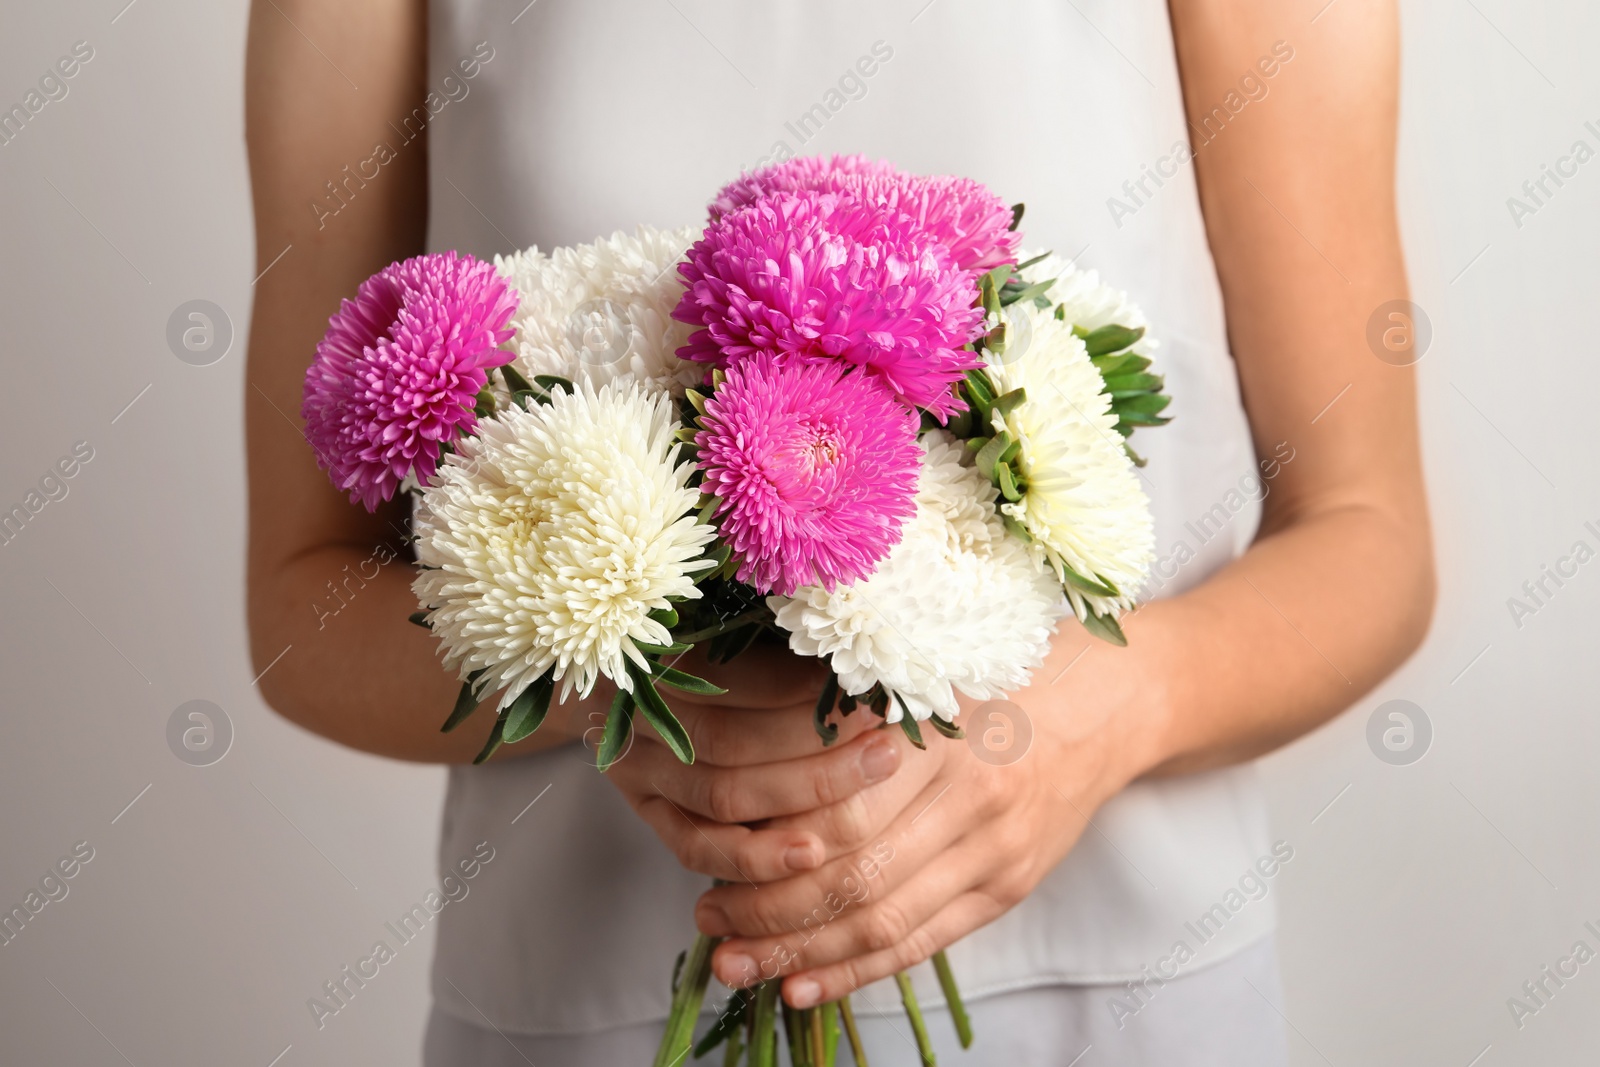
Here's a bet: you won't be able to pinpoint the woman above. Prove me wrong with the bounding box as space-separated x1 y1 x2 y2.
244 1 1433 1063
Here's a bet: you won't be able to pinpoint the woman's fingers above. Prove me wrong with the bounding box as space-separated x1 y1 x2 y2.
704 828 991 989
629 794 826 882
695 774 969 951
784 891 1010 1008
758 733 943 860
640 693 881 767
619 725 903 824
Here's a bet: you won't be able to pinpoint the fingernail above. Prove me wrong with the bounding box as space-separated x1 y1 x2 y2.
787 977 822 1009
697 903 733 937
717 952 758 987
860 737 900 783
784 842 821 871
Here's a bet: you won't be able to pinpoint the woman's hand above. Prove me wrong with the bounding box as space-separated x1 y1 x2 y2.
605 643 924 882
691 624 1162 1006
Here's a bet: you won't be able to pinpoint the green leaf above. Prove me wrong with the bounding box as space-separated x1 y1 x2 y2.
693 987 752 1058
992 387 1027 419
1015 251 1051 271
627 663 696 764
1077 323 1146 357
649 605 680 629
652 664 727 696
635 640 693 656
981 275 1002 319
895 702 927 749
928 715 965 740
1060 566 1119 599
1104 372 1164 396
1115 392 1172 416
996 462 1023 502
946 407 973 439
685 389 709 417
815 673 840 746
440 669 489 733
596 690 634 771
502 675 554 744
534 374 575 395
1081 609 1128 647
707 621 762 664
472 707 510 764
1009 202 1025 231
963 368 997 407
1001 513 1033 543
500 364 535 394
473 382 496 418
1116 411 1173 428
975 432 1011 481
998 277 1056 308
985 264 1015 291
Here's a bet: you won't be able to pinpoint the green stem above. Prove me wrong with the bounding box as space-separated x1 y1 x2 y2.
809 1005 826 1066
782 999 808 1067
931 951 973 1049
749 983 780 1067
720 1017 744 1067
821 1000 840 1066
652 933 718 1067
839 995 868 1066
895 971 937 1067
672 607 771 645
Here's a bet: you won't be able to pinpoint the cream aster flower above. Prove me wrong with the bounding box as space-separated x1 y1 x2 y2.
770 433 1065 722
1013 252 1156 353
986 298 1155 620
493 225 704 395
413 380 716 705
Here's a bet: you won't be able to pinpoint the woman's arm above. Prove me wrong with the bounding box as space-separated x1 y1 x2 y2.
686 0 1436 1003
243 0 837 764
243 0 557 761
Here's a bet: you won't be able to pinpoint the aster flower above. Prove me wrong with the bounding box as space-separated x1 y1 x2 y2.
770 433 1065 722
674 190 984 418
494 225 705 396
302 252 518 511
985 298 1155 621
709 154 897 219
710 154 1021 273
1012 252 1153 342
412 380 717 705
694 357 921 597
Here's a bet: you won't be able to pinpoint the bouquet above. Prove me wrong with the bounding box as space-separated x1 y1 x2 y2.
301 155 1170 1066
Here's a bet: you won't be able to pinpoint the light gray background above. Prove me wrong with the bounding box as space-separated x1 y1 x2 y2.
1 1 1596 1065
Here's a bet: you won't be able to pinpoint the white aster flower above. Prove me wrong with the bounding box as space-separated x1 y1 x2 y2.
493 225 703 395
1013 252 1156 354
413 380 716 705
985 297 1155 620
770 433 1065 722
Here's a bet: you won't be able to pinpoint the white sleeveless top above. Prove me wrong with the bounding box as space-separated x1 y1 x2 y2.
425 0 1274 1035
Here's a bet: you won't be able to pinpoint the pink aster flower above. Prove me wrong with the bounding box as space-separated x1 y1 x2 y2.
710 154 1021 273
674 190 984 419
302 252 518 511
695 357 921 596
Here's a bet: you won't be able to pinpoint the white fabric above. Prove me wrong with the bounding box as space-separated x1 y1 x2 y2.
423 937 1288 1066
425 0 1276 1037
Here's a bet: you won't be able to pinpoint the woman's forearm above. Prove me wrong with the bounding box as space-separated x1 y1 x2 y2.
1127 497 1434 781
250 544 593 762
